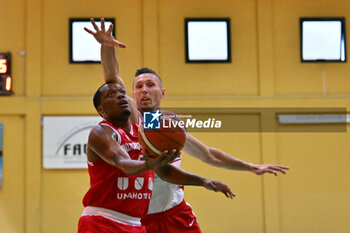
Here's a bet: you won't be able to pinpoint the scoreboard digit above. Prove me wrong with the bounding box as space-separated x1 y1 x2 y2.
0 53 12 95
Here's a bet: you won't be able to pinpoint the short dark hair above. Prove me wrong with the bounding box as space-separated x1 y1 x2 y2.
93 82 115 109
134 67 162 87
93 83 105 109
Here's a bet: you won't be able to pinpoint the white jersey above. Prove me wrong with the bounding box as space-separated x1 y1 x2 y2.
137 111 185 214
147 157 184 214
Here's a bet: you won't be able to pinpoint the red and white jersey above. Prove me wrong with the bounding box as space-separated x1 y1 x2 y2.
82 120 154 218
137 112 185 214
147 157 185 214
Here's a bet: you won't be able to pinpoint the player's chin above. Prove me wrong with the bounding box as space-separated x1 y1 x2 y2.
117 106 131 117
140 105 156 112
122 108 131 116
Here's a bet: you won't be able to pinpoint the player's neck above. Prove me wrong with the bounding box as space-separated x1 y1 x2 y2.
107 118 132 132
139 107 160 115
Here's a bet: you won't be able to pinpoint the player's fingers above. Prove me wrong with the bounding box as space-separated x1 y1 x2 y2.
267 169 277 176
158 150 169 161
219 186 232 198
159 150 168 156
101 18 105 31
273 167 287 174
219 184 235 198
255 170 263 175
170 153 179 161
278 165 290 170
113 39 127 48
162 150 177 165
270 165 290 170
168 149 179 162
226 187 236 198
107 24 114 34
90 18 99 31
166 149 175 157
84 27 95 35
172 150 181 158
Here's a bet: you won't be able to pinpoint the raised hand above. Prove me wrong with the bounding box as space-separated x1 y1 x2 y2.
251 164 290 176
203 180 235 199
84 18 126 48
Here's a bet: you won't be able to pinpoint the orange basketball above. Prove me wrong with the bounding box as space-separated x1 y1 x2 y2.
138 111 187 158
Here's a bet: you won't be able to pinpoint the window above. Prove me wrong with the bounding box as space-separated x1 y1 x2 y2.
69 18 115 63
185 18 231 63
300 17 346 62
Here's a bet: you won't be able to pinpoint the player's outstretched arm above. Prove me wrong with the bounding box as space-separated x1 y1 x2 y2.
155 164 235 199
183 134 289 176
85 18 139 124
84 18 126 86
87 125 178 176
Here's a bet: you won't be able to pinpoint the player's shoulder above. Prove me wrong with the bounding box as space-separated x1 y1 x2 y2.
89 124 115 139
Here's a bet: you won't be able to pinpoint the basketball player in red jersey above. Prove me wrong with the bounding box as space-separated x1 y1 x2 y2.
79 21 235 233
85 18 289 233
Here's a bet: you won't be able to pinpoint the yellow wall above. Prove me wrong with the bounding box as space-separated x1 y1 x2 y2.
1 0 350 232
0 116 25 233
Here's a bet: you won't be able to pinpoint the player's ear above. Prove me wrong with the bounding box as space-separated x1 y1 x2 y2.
97 106 105 118
161 88 166 98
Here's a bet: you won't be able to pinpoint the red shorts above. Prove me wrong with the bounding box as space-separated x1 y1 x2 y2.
78 215 146 233
141 199 202 233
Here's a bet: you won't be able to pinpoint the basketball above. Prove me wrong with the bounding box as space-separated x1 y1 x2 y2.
138 111 187 158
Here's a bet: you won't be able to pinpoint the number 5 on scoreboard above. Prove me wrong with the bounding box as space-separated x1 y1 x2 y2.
0 59 7 74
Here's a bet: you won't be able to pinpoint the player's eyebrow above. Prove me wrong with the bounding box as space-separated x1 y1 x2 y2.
118 87 126 93
135 79 156 84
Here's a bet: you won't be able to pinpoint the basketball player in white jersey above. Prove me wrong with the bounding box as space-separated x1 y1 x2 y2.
85 18 289 233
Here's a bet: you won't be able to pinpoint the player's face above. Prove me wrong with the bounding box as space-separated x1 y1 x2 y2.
98 83 131 120
132 73 165 112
